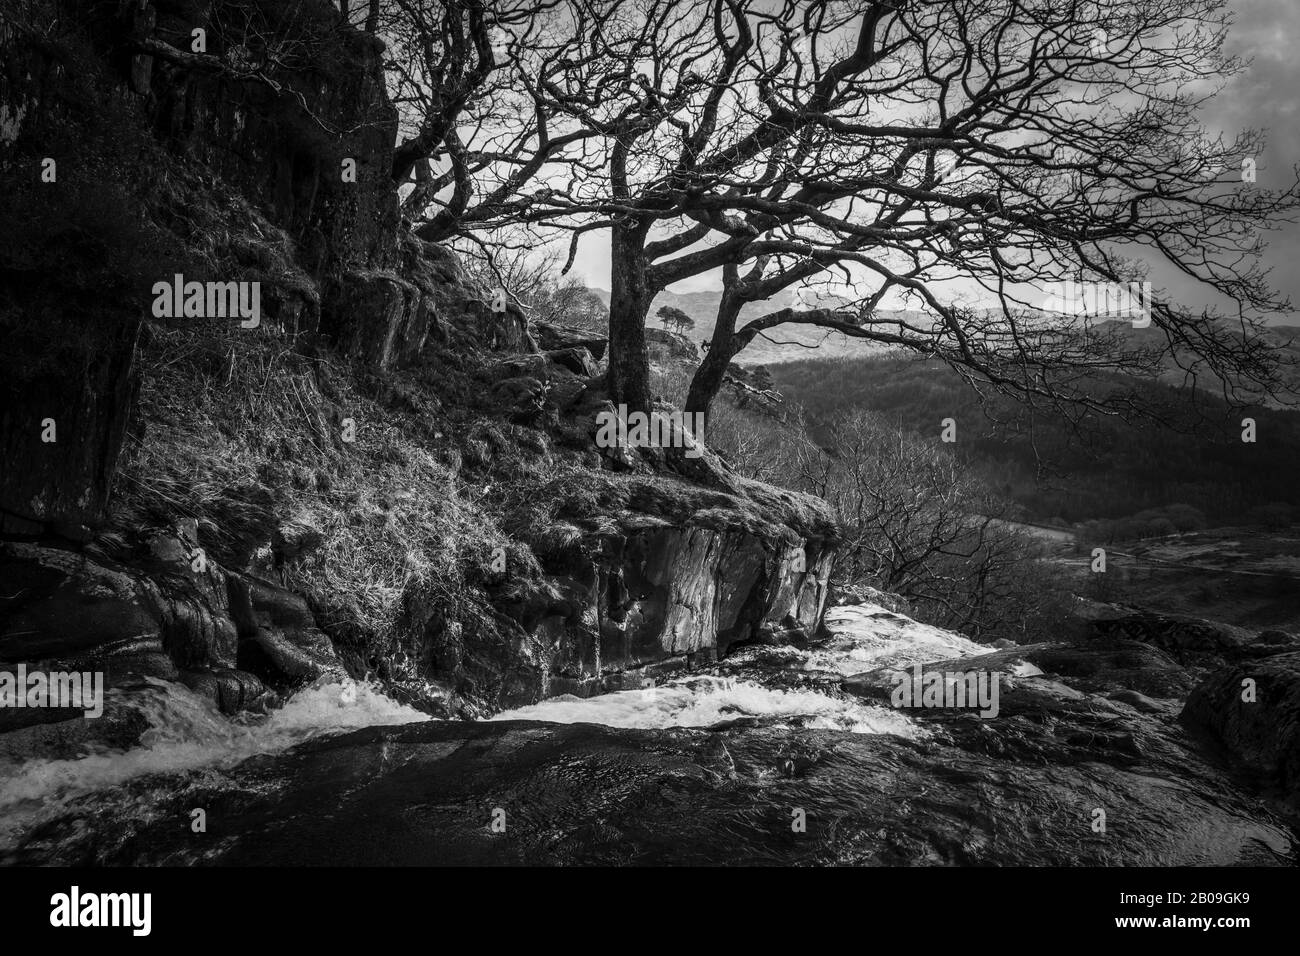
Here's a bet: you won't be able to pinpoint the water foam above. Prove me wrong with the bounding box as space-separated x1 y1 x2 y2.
0 676 428 847
814 603 990 673
495 602 989 735
493 675 923 737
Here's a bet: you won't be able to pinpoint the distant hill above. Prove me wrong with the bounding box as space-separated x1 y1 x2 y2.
596 291 1300 388
767 352 1300 526
1085 319 1300 404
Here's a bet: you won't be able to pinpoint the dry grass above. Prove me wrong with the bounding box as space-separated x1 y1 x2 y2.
114 322 519 652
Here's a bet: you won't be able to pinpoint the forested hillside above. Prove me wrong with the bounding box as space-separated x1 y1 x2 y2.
769 354 1300 525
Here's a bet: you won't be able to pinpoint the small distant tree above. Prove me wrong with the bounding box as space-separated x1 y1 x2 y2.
1163 504 1207 533
1145 517 1178 538
1248 502 1296 531
656 306 694 336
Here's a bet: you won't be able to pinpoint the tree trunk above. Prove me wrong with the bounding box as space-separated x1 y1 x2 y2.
684 287 744 420
607 222 654 413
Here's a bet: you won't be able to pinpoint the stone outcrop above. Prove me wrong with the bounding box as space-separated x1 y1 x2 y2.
0 0 401 536
646 327 700 364
529 517 833 700
0 528 343 722
1085 606 1293 670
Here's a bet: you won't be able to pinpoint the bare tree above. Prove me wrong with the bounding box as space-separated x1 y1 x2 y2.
495 0 919 412
458 232 607 331
667 0 1300 422
458 0 1298 426
795 408 1066 640
383 0 602 243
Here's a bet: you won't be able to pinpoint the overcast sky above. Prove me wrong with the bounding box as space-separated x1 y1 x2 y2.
564 0 1300 319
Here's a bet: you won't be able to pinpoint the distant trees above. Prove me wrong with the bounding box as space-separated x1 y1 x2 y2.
1247 502 1297 531
1076 504 1209 546
656 306 695 337
459 237 607 333
770 354 1300 526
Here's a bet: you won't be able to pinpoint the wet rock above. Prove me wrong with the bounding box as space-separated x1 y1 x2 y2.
0 540 343 711
1182 651 1300 815
0 699 153 763
227 575 342 685
180 668 275 715
15 719 1290 866
1085 608 1281 670
0 541 162 664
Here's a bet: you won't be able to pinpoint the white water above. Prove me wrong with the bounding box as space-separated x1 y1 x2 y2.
0 601 989 848
0 676 428 849
494 602 984 736
494 674 923 737
814 604 990 673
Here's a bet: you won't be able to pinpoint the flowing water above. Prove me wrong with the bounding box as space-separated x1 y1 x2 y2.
0 603 940 852
0 676 428 851
490 605 983 734
1 603 1291 865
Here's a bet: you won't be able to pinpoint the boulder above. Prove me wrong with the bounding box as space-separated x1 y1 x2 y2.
1182 651 1300 813
532 321 607 361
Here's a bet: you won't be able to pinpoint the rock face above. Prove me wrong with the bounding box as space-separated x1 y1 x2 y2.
0 318 140 538
0 530 342 722
1182 651 1300 816
140 0 402 278
0 0 400 536
537 520 833 699
646 327 700 364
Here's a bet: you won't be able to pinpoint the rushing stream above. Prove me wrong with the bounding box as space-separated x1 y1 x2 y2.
0 604 949 851
1 603 1293 865
0 677 428 852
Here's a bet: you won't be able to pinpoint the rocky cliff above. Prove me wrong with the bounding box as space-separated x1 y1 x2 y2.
0 0 836 727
